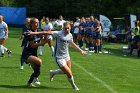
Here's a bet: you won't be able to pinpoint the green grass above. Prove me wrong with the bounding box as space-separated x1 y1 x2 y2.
0 27 140 93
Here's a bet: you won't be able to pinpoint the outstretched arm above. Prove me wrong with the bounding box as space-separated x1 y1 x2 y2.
70 41 87 55
26 31 52 35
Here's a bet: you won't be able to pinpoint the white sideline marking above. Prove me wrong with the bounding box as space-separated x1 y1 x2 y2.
73 62 118 93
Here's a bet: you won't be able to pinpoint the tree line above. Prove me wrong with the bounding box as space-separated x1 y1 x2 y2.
0 0 140 19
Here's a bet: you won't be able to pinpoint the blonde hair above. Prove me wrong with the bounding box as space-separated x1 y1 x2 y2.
63 21 71 27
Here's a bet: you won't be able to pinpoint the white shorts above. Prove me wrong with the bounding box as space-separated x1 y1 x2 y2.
0 32 6 39
55 56 70 67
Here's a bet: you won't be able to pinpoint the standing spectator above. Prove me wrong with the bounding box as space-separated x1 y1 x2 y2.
27 21 87 90
94 19 102 53
0 15 11 57
85 16 95 52
99 22 104 53
130 21 140 57
78 17 87 48
40 16 46 31
73 18 80 44
22 18 46 87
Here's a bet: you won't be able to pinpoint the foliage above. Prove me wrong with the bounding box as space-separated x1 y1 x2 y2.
0 0 140 19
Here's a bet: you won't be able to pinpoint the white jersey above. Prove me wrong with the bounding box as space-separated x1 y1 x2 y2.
43 22 53 40
52 30 73 59
0 21 7 39
73 22 80 34
43 23 53 31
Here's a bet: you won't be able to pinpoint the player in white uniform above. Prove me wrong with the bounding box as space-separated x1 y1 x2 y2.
0 15 11 57
27 22 87 90
39 17 54 56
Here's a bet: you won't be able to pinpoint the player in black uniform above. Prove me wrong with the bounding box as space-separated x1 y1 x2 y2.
20 17 30 70
22 18 46 87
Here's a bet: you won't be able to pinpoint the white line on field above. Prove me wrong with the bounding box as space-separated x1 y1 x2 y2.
73 62 118 93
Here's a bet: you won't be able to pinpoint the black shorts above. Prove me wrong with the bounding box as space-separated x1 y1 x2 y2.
73 33 78 39
21 50 38 64
133 35 140 43
95 33 101 39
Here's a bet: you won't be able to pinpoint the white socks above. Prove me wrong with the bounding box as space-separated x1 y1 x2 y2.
3 46 8 52
50 46 54 55
40 46 54 56
68 76 79 90
0 45 4 54
50 69 79 90
51 69 64 75
39 46 44 55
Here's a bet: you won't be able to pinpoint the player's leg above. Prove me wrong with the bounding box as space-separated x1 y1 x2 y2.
60 61 79 90
0 39 5 57
39 46 44 56
96 39 101 53
47 39 54 55
2 45 12 57
26 55 42 86
20 55 24 70
49 58 65 81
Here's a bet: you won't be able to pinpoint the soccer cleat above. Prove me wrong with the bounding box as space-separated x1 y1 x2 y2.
33 78 40 86
20 66 24 70
73 85 79 90
84 48 89 51
27 83 36 87
89 50 94 53
8 51 12 57
99 51 102 54
49 70 54 81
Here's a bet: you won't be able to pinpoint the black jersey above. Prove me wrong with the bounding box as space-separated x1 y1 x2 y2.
22 34 42 61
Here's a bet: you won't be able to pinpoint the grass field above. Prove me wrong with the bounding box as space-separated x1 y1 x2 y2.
0 27 140 93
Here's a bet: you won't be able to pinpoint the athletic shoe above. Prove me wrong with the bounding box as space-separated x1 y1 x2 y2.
33 78 40 86
50 70 54 81
20 66 24 70
8 51 12 57
84 48 89 51
89 50 94 53
73 85 79 90
99 51 102 54
27 83 36 87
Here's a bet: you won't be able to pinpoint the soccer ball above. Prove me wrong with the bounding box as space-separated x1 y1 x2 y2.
53 23 63 30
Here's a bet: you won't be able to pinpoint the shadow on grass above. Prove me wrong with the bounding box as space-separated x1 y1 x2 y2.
0 66 18 69
0 84 71 90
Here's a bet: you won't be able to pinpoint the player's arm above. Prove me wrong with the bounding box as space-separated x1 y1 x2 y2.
27 31 53 35
29 40 46 48
70 41 87 55
5 26 8 39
